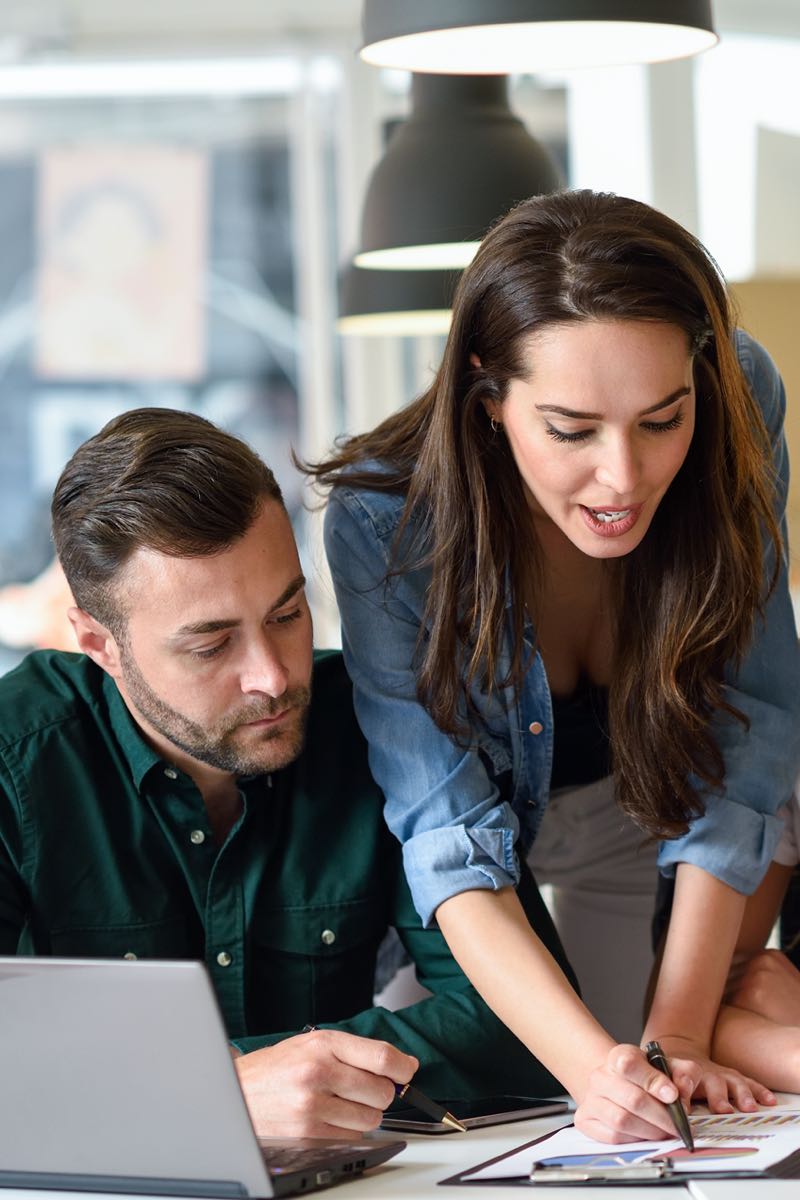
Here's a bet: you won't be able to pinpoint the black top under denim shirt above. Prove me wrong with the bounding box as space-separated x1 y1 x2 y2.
550 677 611 792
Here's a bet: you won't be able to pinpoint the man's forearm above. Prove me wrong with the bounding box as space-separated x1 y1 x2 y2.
231 985 562 1099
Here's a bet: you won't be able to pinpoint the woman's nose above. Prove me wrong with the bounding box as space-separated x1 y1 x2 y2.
594 436 640 497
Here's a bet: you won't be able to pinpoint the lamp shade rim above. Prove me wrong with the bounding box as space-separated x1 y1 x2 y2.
360 2 718 71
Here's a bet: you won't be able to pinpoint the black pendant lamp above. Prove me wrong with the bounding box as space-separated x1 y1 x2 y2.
353 74 562 271
360 1 718 74
337 263 461 335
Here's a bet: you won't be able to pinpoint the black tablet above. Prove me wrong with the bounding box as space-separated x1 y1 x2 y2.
380 1094 570 1135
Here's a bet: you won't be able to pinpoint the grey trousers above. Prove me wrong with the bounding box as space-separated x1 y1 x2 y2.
527 776 658 1044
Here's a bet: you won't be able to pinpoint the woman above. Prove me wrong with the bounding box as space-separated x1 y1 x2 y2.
308 191 800 1141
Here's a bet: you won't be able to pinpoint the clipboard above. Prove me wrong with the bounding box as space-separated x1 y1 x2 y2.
438 1124 800 1187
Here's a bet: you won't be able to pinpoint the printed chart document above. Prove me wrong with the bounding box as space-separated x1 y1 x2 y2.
450 1109 800 1183
688 1182 799 1200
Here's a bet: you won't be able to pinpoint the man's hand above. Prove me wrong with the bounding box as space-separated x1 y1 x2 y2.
573 1043 689 1143
233 1029 418 1139
730 949 800 1027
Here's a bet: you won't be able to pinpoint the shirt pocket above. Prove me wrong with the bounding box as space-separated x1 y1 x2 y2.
49 916 191 961
248 898 386 1033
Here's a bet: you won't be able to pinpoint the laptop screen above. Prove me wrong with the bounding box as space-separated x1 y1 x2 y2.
0 958 274 1196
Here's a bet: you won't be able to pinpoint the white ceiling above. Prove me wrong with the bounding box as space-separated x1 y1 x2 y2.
0 0 798 59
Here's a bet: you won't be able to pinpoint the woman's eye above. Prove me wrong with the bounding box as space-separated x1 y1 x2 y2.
641 410 685 434
545 423 593 444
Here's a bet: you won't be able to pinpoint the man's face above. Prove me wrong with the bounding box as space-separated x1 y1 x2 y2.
110 500 313 776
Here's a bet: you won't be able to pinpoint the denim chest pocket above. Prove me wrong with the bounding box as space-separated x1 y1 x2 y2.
48 915 192 961
249 898 386 1031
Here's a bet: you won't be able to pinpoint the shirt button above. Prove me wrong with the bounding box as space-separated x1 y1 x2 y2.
216 951 232 967
123 951 138 961
164 767 178 780
321 929 336 946
190 829 206 845
528 721 543 735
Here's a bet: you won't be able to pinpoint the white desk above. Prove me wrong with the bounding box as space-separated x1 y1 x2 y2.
1 1100 797 1200
339 1109 662 1199
333 1095 800 1200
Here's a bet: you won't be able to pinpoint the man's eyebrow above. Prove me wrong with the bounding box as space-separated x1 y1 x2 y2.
267 574 306 614
172 574 306 638
534 386 692 421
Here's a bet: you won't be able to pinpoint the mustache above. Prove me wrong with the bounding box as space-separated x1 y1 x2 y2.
231 685 311 725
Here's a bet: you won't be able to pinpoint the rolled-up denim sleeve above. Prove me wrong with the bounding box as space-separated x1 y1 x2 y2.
658 331 800 892
324 488 520 927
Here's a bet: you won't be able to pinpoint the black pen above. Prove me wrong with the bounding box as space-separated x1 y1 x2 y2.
644 1040 694 1152
394 1082 467 1132
302 1026 467 1132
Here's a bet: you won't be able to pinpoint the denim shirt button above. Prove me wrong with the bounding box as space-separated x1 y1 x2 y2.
528 721 543 735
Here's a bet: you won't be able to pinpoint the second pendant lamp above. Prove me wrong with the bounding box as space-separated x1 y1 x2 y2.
353 73 563 272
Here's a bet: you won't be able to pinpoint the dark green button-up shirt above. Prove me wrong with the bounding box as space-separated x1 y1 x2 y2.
0 648 570 1097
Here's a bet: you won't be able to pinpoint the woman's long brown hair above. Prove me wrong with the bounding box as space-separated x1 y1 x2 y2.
305 190 781 838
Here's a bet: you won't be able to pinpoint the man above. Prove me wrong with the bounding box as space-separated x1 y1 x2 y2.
0 408 572 1138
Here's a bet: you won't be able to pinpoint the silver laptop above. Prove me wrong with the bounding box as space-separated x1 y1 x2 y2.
0 957 405 1197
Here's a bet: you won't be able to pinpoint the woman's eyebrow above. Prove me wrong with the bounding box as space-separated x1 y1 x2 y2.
535 386 691 421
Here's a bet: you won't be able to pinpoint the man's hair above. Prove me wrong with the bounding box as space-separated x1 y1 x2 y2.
52 407 283 632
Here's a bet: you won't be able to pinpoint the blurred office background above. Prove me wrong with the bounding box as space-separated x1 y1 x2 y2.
0 0 797 667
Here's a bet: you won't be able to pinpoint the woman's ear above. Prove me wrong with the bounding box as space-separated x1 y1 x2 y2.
482 399 502 426
470 355 501 424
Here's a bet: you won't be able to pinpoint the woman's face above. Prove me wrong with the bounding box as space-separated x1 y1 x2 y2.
488 319 696 559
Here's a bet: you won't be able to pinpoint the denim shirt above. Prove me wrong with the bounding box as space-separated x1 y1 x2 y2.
324 330 800 928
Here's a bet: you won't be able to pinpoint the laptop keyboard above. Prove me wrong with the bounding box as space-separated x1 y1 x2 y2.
261 1144 370 1173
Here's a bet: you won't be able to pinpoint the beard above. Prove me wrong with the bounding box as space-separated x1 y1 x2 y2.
118 644 311 776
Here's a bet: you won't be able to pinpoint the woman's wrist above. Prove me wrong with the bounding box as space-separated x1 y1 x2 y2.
555 1024 618 1103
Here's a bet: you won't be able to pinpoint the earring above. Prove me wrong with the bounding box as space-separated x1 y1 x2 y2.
490 417 502 434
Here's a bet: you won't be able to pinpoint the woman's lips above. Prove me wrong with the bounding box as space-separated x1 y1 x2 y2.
579 503 643 537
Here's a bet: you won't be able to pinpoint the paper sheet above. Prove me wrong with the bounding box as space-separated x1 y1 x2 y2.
460 1110 800 1180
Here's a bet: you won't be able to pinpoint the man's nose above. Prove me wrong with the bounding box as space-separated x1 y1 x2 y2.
239 634 289 697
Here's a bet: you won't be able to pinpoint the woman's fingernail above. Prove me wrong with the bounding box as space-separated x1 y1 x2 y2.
659 1085 676 1102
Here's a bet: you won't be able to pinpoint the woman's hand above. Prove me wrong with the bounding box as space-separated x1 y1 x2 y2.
645 1035 775 1114
573 1043 688 1143
573 1039 776 1144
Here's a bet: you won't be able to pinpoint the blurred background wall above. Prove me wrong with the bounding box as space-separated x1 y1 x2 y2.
0 0 796 666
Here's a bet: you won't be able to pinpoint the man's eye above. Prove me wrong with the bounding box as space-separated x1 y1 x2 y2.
191 640 229 659
273 609 302 626
545 423 593 444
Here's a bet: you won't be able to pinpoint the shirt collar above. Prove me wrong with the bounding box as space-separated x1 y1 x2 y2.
102 671 164 790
